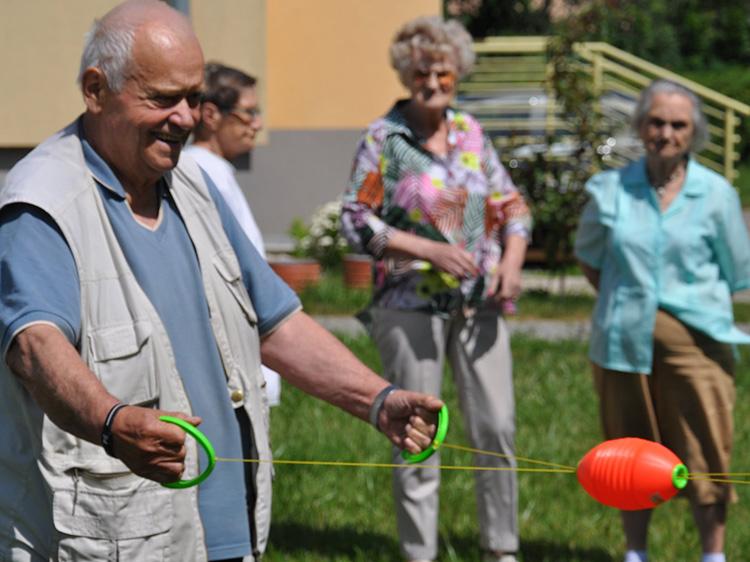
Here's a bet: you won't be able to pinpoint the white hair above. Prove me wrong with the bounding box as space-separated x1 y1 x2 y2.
77 16 137 93
389 16 475 86
632 79 709 153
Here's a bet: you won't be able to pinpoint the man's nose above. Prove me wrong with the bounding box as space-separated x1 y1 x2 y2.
170 97 197 129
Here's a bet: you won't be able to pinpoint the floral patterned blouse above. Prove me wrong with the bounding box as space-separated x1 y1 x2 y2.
341 101 532 314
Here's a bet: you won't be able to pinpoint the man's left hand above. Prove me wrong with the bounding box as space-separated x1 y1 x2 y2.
378 391 444 453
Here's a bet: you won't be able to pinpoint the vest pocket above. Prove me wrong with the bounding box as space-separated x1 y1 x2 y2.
54 472 172 561
213 250 258 325
88 321 158 405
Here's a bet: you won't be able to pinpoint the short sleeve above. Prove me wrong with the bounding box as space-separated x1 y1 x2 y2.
574 175 612 270
714 184 750 293
340 126 394 258
0 204 81 354
481 133 532 240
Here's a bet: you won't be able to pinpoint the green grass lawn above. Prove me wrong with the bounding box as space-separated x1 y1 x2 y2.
298 270 750 323
263 334 750 561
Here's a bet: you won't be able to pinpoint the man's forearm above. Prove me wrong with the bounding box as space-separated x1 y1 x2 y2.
260 311 388 421
6 323 118 445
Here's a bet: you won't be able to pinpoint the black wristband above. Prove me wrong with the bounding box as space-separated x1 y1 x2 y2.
368 384 399 431
101 402 128 458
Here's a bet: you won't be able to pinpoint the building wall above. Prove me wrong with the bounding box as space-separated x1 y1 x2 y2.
0 1 121 147
191 0 268 144
266 0 439 129
0 0 441 243
255 0 440 245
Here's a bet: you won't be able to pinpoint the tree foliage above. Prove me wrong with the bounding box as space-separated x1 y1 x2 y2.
507 4 606 276
448 0 750 68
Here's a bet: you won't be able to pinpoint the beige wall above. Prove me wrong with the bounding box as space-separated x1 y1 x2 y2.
0 1 266 147
0 1 121 147
192 0 267 142
266 0 441 130
0 0 440 146
192 0 265 80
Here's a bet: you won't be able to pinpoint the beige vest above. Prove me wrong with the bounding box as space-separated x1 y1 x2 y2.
0 123 272 561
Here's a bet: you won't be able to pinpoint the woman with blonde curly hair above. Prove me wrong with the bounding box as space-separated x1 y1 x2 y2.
340 15 531 562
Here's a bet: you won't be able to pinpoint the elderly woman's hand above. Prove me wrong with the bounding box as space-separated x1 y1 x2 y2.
489 260 522 303
422 239 479 279
488 234 527 306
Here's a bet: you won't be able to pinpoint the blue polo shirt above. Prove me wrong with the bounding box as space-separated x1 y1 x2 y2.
0 134 300 560
574 157 750 373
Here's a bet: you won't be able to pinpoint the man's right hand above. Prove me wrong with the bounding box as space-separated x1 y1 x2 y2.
111 406 202 484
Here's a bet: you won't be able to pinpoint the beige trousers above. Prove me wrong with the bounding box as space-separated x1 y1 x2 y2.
371 307 518 561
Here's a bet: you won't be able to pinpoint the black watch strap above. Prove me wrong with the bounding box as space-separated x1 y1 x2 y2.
368 384 399 431
101 402 128 458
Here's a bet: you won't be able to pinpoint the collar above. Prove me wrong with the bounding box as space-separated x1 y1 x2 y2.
382 100 460 148
623 156 706 197
186 144 235 174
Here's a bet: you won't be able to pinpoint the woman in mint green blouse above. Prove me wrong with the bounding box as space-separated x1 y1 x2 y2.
575 79 750 562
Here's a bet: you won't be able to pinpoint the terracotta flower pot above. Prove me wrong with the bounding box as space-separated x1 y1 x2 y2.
343 253 373 289
268 257 321 292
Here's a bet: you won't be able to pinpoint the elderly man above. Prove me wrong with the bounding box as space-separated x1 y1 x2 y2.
0 2 441 561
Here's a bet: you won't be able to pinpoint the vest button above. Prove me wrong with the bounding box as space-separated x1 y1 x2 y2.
230 389 244 403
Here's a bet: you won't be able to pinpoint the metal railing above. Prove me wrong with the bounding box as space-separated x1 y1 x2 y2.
458 37 750 181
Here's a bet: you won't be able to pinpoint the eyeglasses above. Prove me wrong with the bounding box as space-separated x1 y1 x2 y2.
412 69 456 89
225 106 262 125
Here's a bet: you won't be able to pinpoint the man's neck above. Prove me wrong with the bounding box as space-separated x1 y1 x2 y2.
81 113 161 226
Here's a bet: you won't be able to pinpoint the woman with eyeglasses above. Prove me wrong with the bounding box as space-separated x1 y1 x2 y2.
340 16 531 562
574 79 750 562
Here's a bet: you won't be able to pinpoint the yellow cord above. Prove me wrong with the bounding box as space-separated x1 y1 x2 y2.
440 443 576 471
215 456 576 474
688 475 750 486
215 441 577 475
213 444 744 484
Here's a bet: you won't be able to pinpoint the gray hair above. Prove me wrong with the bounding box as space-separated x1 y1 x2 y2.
389 16 475 87
632 79 709 152
77 16 137 93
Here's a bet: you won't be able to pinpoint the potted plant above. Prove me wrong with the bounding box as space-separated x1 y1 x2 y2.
342 252 373 289
306 199 373 289
268 218 322 293
271 200 351 292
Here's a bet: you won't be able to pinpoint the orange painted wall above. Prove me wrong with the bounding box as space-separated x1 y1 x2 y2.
266 0 441 130
0 0 440 146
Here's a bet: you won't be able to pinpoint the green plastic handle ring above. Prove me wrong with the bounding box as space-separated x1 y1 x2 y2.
672 463 689 490
401 404 449 464
159 415 216 489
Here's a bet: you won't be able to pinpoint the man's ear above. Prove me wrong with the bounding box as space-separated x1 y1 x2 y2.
200 102 223 131
81 68 109 114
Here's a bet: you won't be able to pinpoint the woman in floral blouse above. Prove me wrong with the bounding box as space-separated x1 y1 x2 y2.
340 16 531 562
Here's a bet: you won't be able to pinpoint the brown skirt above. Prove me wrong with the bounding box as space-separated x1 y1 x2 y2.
592 309 736 505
